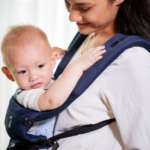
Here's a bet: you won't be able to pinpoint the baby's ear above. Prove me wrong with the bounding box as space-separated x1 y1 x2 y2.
51 52 57 70
1 67 15 81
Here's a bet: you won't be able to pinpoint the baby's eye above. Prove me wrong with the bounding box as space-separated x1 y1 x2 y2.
18 70 26 74
38 64 44 68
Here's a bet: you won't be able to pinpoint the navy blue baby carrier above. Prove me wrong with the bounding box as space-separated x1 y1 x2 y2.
5 32 150 150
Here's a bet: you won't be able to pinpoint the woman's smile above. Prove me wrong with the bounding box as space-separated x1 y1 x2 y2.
76 22 90 28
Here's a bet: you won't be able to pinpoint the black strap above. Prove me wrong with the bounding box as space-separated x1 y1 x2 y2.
7 118 116 150
25 118 116 150
51 118 116 141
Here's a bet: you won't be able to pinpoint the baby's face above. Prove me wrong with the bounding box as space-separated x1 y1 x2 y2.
7 38 55 90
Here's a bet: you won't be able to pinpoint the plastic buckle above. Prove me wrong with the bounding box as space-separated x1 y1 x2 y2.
43 139 54 147
44 139 59 150
7 139 20 150
24 118 35 127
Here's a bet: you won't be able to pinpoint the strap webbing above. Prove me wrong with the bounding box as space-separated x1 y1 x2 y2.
51 118 116 141
27 118 116 149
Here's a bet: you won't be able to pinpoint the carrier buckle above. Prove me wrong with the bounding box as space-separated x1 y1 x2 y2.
7 139 20 150
42 139 59 149
24 118 35 127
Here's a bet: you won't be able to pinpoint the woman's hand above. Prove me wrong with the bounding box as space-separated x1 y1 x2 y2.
52 47 68 59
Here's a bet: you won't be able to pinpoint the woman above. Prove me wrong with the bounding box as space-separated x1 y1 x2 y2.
53 0 150 149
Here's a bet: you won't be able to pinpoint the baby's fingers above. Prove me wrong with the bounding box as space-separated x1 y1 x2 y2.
89 46 105 55
57 52 66 59
90 55 103 64
90 49 106 60
93 55 103 62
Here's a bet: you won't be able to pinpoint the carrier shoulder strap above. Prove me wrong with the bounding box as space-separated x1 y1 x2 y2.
54 32 88 78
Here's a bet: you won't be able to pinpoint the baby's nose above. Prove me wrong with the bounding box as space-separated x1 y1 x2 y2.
29 74 39 82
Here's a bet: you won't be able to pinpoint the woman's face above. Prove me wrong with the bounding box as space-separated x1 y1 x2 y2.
65 0 122 35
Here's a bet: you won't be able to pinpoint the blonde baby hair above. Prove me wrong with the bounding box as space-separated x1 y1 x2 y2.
1 25 50 68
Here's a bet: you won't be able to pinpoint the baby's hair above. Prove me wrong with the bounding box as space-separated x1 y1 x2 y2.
1 25 50 67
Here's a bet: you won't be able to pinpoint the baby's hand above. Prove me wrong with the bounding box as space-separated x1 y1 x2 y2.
52 47 68 59
77 46 106 71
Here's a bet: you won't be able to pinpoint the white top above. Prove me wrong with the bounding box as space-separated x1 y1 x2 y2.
16 81 56 140
16 88 44 111
54 45 150 150
16 81 53 111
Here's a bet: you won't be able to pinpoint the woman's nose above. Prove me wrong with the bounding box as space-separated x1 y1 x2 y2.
69 9 82 22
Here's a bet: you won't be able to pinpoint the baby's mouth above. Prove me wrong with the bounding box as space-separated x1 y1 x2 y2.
31 83 42 89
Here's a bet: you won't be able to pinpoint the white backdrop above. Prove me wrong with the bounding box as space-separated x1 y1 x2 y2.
0 0 77 149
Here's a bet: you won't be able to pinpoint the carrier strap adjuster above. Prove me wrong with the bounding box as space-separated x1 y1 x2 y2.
24 118 35 127
44 139 59 149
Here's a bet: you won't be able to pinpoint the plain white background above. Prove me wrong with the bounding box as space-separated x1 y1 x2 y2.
0 0 77 149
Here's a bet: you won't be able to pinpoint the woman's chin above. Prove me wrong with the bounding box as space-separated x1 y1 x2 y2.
78 27 94 35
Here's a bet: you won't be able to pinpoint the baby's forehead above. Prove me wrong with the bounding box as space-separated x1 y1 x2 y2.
7 40 50 56
1 25 51 68
6 46 51 70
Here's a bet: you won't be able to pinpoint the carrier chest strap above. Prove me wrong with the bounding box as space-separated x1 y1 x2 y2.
28 118 116 149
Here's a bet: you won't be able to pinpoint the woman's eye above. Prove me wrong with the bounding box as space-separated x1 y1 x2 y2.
18 70 26 74
81 7 91 12
38 65 44 68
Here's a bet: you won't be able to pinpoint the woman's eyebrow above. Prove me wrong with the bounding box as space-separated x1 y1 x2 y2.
65 0 91 5
75 3 91 5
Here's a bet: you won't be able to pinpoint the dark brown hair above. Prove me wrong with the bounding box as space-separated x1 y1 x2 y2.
115 0 150 39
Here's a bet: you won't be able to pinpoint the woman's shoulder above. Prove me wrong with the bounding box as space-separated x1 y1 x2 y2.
104 46 150 97
115 46 150 67
119 46 150 58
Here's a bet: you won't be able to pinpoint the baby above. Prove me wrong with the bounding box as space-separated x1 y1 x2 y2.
1 25 105 144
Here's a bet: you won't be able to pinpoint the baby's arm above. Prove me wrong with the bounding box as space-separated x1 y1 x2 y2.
38 46 106 111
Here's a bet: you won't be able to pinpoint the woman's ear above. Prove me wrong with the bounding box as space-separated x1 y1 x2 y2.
116 0 124 6
51 53 57 70
1 67 15 81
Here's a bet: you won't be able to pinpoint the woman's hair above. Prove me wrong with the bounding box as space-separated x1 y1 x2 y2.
114 0 150 39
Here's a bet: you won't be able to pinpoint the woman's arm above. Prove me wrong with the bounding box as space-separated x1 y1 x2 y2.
103 47 150 149
38 46 106 111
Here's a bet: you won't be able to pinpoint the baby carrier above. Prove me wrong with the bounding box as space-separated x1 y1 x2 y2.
5 32 150 150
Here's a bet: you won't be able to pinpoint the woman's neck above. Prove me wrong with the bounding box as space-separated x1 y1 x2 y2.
81 23 118 55
92 21 119 45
